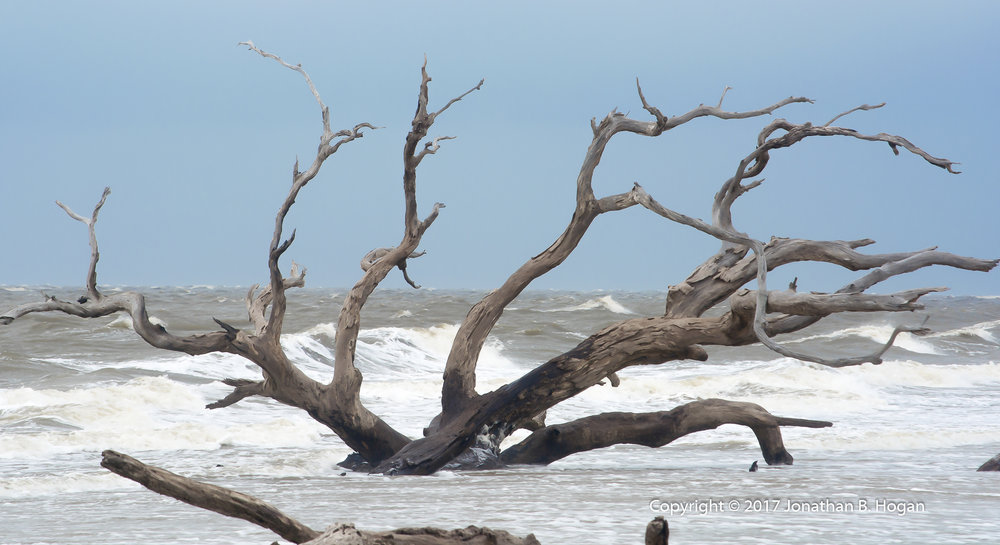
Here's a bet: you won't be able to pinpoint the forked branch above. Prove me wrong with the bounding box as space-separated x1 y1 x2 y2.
441 86 810 419
240 42 375 341
55 186 111 300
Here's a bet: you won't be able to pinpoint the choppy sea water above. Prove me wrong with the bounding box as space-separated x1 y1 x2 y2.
1 287 999 544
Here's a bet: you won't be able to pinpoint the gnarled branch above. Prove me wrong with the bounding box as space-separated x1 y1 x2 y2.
240 41 374 343
440 88 810 420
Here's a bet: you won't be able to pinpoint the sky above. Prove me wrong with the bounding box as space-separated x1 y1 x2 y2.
1 1 997 295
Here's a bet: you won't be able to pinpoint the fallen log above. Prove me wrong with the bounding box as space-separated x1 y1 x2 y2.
100 450 540 544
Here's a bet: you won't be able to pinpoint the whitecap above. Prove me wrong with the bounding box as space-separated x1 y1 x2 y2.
298 322 338 339
106 313 167 330
786 324 942 354
353 324 521 381
544 295 635 315
929 319 1000 344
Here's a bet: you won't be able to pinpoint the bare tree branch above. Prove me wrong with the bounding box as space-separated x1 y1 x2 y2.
440 88 810 420
712 115 960 238
238 42 375 342
823 102 886 127
239 40 329 134
313 62 479 465
1 186 238 355
55 186 111 300
206 379 266 410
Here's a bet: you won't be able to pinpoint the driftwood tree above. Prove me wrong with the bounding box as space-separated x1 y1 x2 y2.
2 44 997 542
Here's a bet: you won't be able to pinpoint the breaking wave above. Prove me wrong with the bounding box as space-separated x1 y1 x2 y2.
545 295 635 315
929 319 1000 344
0 376 332 460
785 324 944 354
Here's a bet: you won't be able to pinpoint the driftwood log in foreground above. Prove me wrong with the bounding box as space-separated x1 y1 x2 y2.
2 42 998 541
101 450 320 543
101 450 539 545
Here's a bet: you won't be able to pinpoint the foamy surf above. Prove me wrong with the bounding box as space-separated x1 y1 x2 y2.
0 376 336 460
2 288 999 545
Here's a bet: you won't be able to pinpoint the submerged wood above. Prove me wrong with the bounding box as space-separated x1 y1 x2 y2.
977 453 1000 471
303 523 540 545
645 517 669 545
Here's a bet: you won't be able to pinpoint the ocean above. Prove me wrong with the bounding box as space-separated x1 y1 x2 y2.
1 287 999 544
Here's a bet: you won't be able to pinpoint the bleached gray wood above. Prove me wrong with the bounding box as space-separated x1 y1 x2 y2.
439 87 813 420
978 453 1000 471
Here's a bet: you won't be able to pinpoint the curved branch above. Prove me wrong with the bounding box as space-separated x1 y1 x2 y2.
239 40 329 134
666 237 942 318
374 264 985 474
1 290 235 356
713 115 960 234
240 43 374 342
823 102 885 127
440 89 808 419
499 399 832 466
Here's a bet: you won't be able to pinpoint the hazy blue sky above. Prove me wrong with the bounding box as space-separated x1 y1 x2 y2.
2 1 997 294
